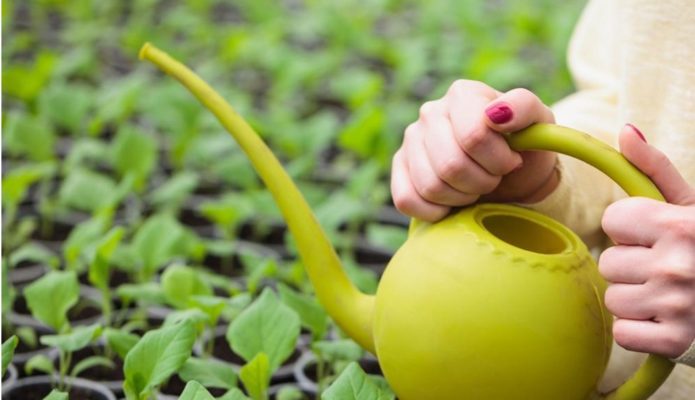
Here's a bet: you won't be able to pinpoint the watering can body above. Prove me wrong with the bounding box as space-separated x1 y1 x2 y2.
140 43 675 400
374 204 612 399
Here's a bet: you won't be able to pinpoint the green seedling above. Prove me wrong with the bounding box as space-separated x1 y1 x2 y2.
2 335 18 377
125 213 204 282
30 324 107 391
226 289 301 400
123 319 196 400
322 362 395 400
111 124 158 192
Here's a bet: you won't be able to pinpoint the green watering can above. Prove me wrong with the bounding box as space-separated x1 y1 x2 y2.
140 43 675 400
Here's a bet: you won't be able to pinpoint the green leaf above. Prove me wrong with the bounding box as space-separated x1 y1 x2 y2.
147 171 199 211
8 242 59 269
2 336 18 376
239 352 270 400
178 357 237 390
87 226 125 290
2 51 56 101
37 82 94 133
104 328 140 359
43 389 69 400
178 380 216 400
123 320 196 400
189 295 227 326
3 111 55 161
111 124 158 191
131 213 199 280
63 211 113 270
227 289 300 373
40 324 103 353
199 194 255 230
277 284 328 340
116 282 167 305
25 354 56 376
365 223 407 253
58 168 118 212
24 270 80 332
71 355 115 378
161 264 212 309
218 388 251 400
1 162 55 210
275 386 305 400
311 340 363 364
322 362 394 400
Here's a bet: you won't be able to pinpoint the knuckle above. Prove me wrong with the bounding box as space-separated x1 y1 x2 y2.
435 156 466 183
659 253 695 284
448 79 494 98
612 321 639 350
403 122 419 142
418 180 445 201
459 125 489 152
418 101 436 121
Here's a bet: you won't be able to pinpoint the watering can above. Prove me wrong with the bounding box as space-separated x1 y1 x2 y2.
139 43 675 400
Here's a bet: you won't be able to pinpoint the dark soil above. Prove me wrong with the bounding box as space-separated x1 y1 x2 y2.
5 381 111 400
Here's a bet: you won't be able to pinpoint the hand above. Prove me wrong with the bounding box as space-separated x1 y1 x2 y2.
600 124 695 359
390 80 558 222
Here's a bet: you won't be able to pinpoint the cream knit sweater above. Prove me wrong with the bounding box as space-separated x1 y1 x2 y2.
530 0 695 398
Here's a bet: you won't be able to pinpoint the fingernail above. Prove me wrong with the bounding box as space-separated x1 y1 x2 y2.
626 123 647 143
485 102 513 124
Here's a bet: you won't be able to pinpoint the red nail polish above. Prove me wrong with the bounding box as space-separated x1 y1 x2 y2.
485 102 513 124
627 123 647 142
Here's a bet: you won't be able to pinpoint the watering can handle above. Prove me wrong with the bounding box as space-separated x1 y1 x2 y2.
507 123 675 400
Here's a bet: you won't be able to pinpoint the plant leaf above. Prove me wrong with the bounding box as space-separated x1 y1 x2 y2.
239 352 270 400
104 328 140 359
3 111 55 161
311 340 363 364
43 389 69 400
24 354 56 376
24 270 80 332
227 288 300 373
178 357 237 390
2 336 18 376
277 283 328 340
160 264 212 309
321 362 394 400
71 355 115 378
147 171 199 211
123 320 196 400
111 124 158 191
58 168 118 213
40 324 103 353
218 388 251 400
178 380 216 400
88 226 125 290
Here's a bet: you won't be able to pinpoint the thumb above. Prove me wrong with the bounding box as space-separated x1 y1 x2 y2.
619 124 695 205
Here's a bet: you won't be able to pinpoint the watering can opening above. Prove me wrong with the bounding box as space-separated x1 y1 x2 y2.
473 204 578 256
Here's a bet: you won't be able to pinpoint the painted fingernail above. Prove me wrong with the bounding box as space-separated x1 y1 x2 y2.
485 102 513 124
626 123 647 143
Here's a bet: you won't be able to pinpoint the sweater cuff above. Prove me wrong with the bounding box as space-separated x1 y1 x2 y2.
517 160 572 219
671 339 695 367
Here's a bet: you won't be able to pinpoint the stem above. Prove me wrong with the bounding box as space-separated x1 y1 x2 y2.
139 43 375 353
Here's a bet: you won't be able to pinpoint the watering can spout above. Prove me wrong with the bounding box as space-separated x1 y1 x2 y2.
139 43 376 353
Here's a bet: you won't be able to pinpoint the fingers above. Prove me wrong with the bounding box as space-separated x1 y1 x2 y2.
403 118 480 205
484 88 555 132
446 80 522 175
390 148 450 222
613 318 693 358
618 124 695 206
604 283 658 320
419 100 501 194
599 245 652 284
603 196 695 247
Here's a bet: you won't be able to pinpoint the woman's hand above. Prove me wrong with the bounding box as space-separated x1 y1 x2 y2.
600 124 695 361
390 80 558 222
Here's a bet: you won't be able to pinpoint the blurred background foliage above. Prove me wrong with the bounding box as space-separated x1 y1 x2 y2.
3 0 585 173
